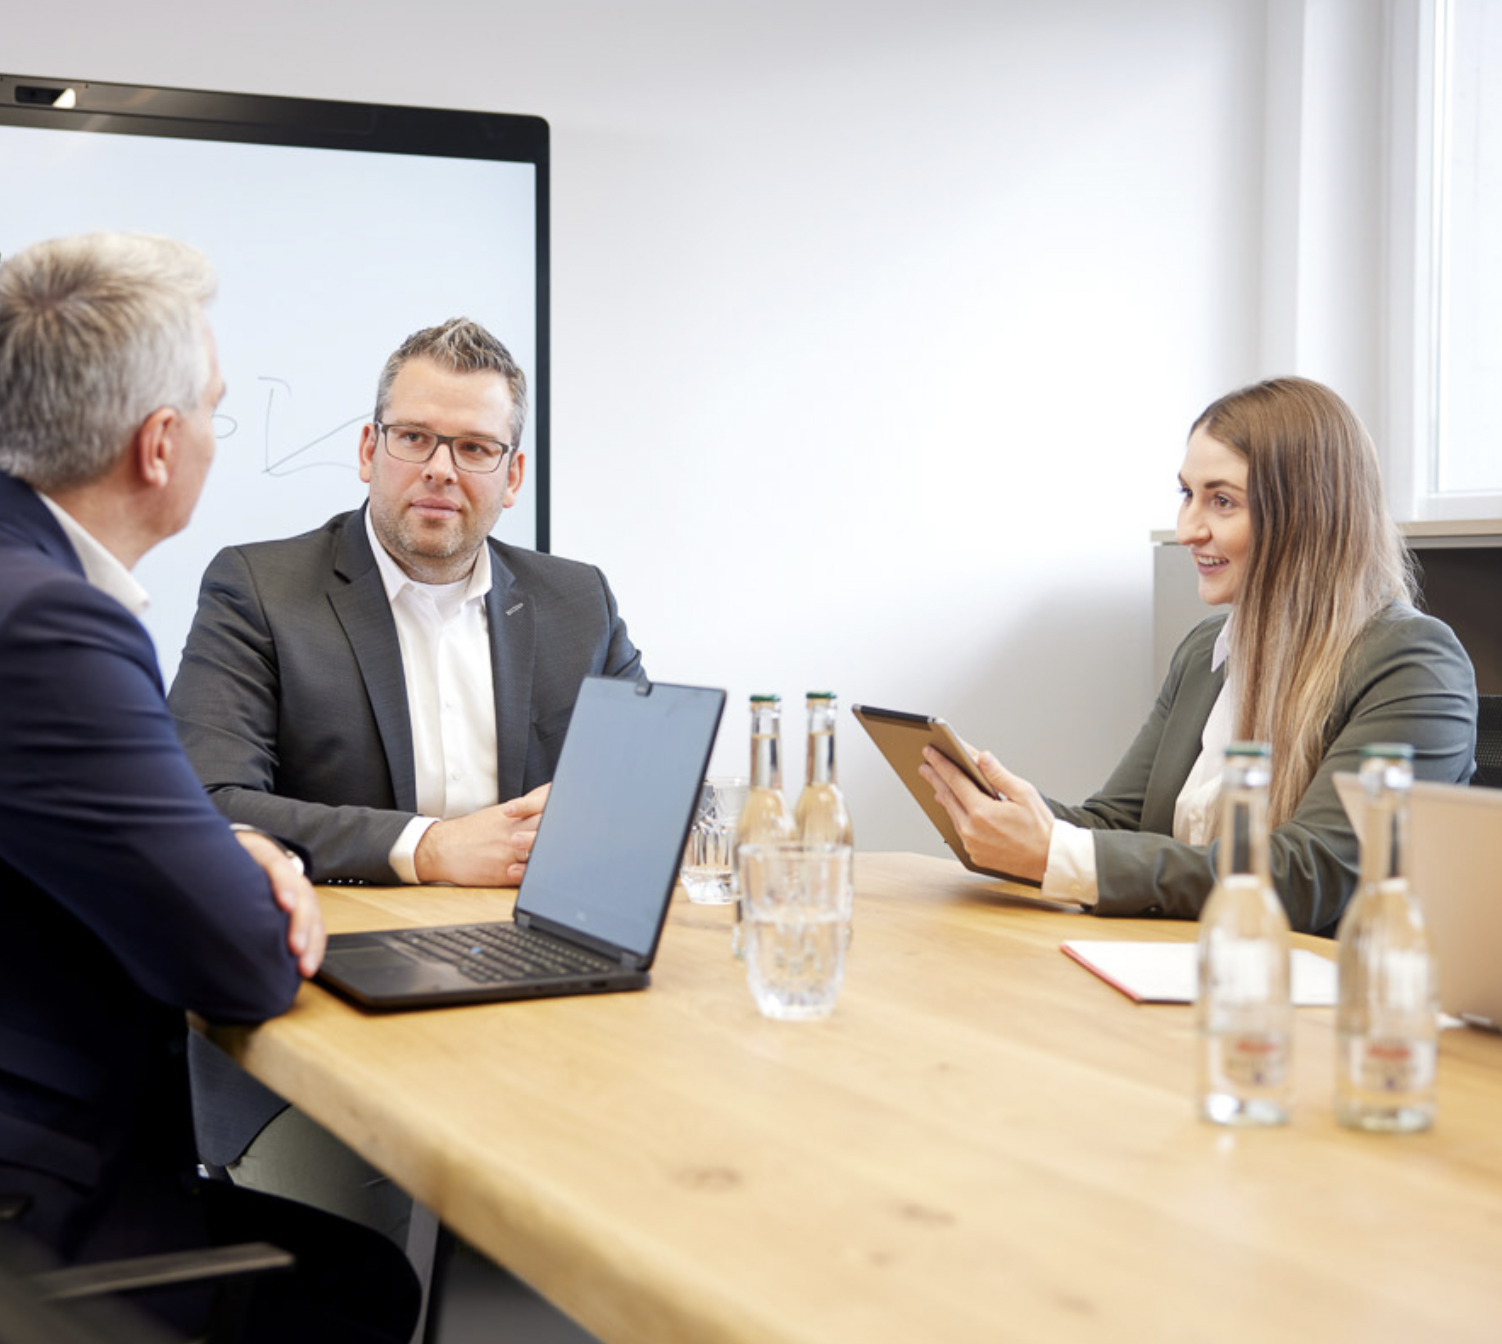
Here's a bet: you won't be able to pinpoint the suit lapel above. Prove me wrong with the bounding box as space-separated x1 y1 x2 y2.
328 510 419 811
484 544 535 804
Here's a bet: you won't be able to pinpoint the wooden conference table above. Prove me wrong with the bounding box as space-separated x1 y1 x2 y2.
203 853 1502 1344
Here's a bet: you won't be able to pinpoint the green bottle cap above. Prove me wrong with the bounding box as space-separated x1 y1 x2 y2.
1225 741 1271 758
749 694 781 703
1360 742 1414 759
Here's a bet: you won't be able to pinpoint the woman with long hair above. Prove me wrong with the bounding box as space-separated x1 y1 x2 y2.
922 376 1477 936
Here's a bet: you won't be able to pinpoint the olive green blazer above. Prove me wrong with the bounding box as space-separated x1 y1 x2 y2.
1051 603 1477 937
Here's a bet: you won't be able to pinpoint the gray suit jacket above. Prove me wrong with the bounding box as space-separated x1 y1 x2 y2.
172 509 644 1166
1052 603 1477 937
168 507 644 884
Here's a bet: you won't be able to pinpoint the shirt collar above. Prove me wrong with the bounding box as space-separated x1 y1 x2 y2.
364 506 492 606
35 491 151 617
1211 610 1234 673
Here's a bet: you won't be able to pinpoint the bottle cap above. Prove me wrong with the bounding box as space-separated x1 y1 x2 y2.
806 691 835 700
1225 741 1271 758
1360 742 1414 759
749 693 781 703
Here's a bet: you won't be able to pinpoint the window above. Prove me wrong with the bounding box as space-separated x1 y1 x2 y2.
1387 0 1502 521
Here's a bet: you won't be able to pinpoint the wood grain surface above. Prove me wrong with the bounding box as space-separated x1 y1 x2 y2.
203 853 1502 1344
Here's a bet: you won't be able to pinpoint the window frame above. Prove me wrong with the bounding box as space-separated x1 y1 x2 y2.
1384 0 1502 522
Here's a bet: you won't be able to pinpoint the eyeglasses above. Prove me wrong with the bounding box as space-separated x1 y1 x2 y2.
375 422 514 474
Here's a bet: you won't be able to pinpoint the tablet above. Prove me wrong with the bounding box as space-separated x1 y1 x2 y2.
851 704 1041 887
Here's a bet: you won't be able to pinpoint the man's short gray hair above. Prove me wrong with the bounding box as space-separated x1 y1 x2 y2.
0 232 217 493
374 318 528 448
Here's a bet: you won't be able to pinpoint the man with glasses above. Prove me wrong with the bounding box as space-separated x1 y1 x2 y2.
169 317 644 888
167 319 642 1299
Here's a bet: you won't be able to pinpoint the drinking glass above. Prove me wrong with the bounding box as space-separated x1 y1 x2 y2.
680 777 749 904
738 842 853 1021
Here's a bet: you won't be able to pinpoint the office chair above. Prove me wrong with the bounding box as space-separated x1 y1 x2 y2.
0 1196 292 1344
1476 694 1502 789
0 1249 178 1344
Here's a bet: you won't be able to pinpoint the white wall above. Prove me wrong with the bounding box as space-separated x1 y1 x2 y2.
7 0 1269 861
1258 0 1387 420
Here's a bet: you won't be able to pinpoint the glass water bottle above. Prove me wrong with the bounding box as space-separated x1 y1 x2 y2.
1196 742 1293 1126
1335 743 1438 1133
731 695 795 954
794 692 854 848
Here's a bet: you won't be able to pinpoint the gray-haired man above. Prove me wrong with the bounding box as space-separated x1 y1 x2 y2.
0 231 416 1343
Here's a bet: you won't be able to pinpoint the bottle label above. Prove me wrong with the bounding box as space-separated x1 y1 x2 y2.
1218 1032 1290 1089
1351 1037 1437 1094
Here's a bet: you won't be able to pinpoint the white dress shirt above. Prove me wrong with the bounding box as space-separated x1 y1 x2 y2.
36 491 151 617
365 512 500 883
1041 618 1235 905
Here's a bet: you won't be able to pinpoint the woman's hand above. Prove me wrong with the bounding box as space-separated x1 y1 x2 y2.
919 747 1055 883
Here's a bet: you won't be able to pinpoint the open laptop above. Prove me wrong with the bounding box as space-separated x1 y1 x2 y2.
316 677 725 1010
1334 773 1502 1031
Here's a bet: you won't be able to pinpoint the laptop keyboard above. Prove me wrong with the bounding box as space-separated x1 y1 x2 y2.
394 924 618 983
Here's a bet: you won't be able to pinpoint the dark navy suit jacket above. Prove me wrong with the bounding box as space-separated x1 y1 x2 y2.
0 469 301 1262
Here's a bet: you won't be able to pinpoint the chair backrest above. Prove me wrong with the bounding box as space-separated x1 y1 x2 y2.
1475 694 1502 789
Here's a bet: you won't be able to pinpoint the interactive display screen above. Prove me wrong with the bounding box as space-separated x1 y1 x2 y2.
0 73 548 680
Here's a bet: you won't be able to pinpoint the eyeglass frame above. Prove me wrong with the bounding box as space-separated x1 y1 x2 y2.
372 420 516 475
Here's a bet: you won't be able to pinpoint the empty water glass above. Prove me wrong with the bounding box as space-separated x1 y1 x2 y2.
680 777 749 904
738 842 853 1021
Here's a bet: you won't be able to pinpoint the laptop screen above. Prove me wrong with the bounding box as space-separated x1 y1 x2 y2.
1336 772 1502 1030
517 678 724 960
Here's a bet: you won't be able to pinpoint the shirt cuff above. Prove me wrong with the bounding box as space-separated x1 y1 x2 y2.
390 815 440 885
1040 818 1099 907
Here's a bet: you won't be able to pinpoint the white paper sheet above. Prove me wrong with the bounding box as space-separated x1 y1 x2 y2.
1061 940 1338 1006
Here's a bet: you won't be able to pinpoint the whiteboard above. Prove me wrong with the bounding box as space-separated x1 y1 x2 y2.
0 77 546 683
